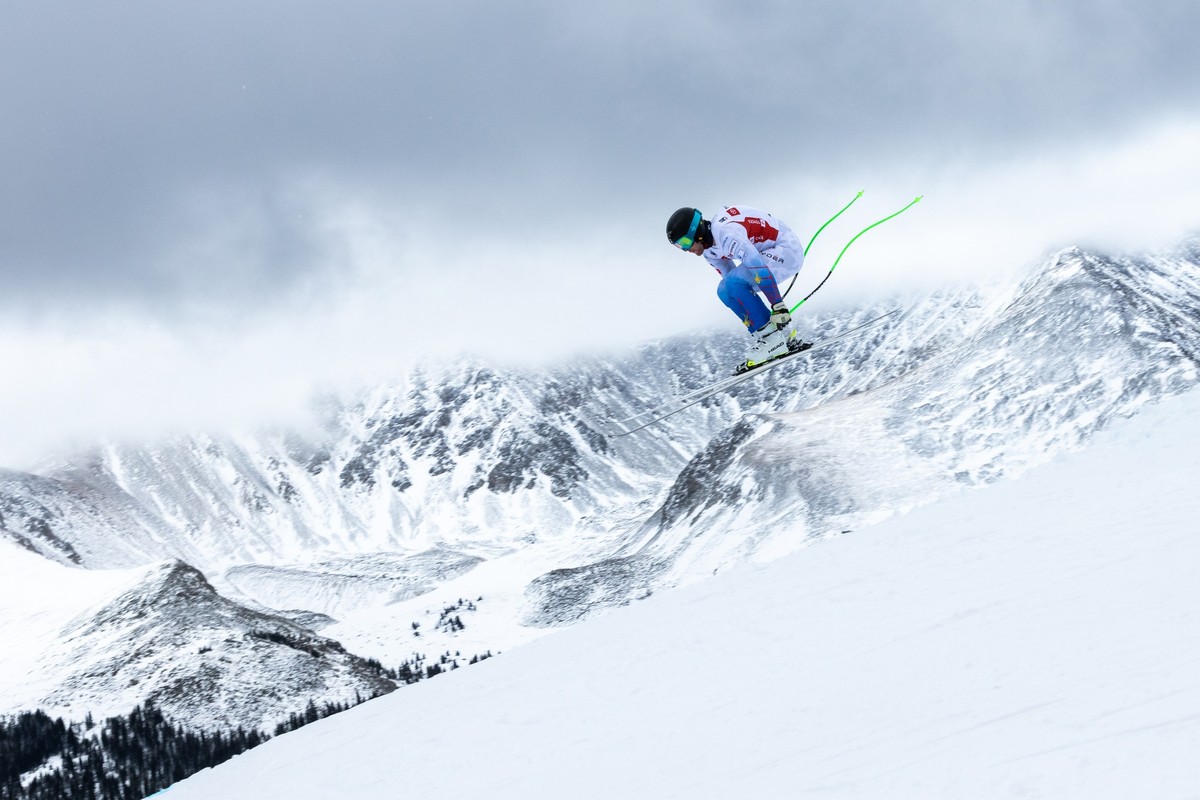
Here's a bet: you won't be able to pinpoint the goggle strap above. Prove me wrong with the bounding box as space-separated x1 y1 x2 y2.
674 210 702 249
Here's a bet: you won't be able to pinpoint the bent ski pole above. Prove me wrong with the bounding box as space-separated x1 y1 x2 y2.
805 190 863 256
789 195 923 315
781 190 863 301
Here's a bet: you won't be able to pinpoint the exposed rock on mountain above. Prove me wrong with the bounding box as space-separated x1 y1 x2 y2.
35 560 395 732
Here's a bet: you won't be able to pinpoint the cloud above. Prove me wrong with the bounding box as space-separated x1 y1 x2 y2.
815 115 1200 297
1 1 1199 462
4 1 1199 311
4 113 1197 467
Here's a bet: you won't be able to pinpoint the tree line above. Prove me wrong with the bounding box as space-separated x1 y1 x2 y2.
1 646 497 798
0 702 263 800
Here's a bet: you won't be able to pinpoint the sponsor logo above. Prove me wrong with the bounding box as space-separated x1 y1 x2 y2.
737 216 779 244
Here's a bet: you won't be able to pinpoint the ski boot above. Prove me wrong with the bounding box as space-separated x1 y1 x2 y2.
734 322 803 374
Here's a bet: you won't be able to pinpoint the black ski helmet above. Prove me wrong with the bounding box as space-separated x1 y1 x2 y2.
667 207 707 249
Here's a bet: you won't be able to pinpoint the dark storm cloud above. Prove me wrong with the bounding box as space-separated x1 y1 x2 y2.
2 0 1198 314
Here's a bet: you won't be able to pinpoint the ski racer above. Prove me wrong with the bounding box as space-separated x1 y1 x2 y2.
666 205 812 372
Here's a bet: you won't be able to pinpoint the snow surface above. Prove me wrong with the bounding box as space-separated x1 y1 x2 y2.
0 547 153 706
164 386 1200 799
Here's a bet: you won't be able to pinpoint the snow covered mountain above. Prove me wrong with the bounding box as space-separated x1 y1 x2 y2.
527 243 1200 623
163 381 1200 800
1 238 1198 737
0 545 394 732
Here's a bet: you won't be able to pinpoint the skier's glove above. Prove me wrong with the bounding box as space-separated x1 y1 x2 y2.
769 303 791 328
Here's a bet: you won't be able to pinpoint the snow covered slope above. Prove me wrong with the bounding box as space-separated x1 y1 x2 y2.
0 544 148 705
166 384 1200 799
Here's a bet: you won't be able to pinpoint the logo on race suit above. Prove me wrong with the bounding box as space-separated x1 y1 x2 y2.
736 216 779 244
726 207 740 216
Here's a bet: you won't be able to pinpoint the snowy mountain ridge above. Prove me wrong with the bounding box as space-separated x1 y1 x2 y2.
164 379 1200 800
0 544 395 732
520 244 1200 622
1 239 1198 736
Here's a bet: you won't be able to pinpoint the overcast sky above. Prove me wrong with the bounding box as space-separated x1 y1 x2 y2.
2 0 1199 463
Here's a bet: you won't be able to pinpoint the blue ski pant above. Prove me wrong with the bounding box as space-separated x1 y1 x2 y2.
716 274 771 332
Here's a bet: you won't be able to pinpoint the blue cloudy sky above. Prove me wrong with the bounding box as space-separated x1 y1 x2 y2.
2 0 1199 461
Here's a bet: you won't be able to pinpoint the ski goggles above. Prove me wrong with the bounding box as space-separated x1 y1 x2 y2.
672 210 702 250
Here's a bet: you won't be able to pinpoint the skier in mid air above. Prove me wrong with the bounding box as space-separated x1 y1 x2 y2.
666 205 812 373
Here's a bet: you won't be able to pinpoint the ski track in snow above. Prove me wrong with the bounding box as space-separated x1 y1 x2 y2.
164 386 1200 799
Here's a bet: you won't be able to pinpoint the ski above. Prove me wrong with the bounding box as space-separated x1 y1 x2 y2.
606 310 899 437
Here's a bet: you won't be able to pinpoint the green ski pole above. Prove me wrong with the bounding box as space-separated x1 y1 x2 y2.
781 190 863 301
788 195 923 315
